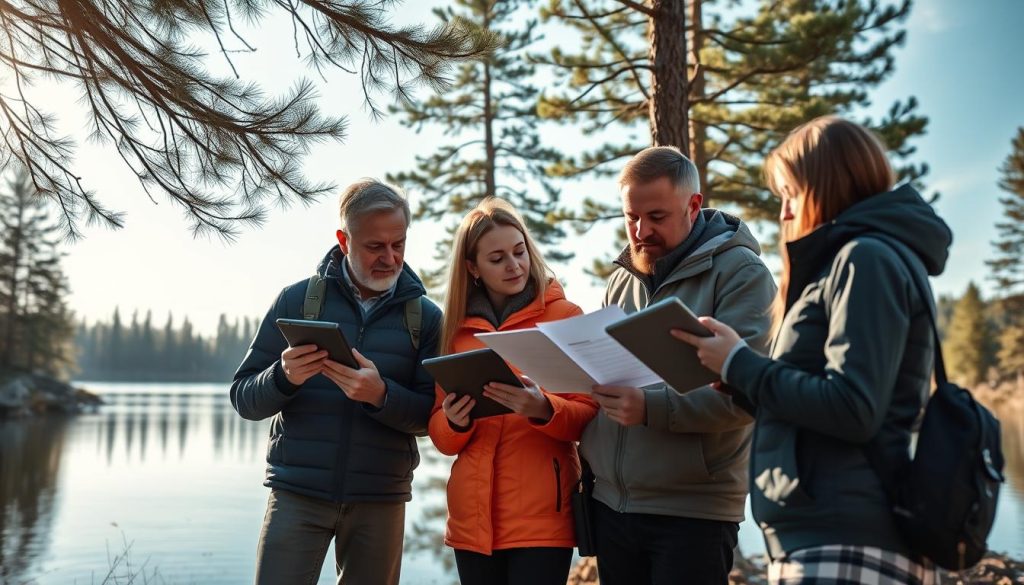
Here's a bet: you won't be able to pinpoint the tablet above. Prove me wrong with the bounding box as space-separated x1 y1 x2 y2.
422 349 519 419
275 318 359 370
604 297 718 393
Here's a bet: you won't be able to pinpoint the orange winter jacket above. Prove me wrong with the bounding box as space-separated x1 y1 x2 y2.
428 280 598 555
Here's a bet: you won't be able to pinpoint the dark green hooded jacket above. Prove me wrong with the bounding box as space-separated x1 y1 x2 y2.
726 184 953 559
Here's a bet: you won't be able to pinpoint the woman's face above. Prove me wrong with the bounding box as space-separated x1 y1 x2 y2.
467 224 531 300
774 166 801 225
774 166 808 242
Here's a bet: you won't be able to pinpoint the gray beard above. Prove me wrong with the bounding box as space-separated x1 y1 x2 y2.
349 261 400 293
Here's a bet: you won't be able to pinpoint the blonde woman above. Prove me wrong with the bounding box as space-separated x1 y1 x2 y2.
674 116 950 584
428 198 598 585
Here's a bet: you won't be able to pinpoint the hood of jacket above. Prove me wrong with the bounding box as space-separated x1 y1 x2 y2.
784 184 952 308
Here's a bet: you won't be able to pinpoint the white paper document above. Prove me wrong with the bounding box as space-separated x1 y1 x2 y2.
475 306 663 393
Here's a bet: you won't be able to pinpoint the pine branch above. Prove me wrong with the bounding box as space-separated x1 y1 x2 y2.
613 0 656 17
0 0 498 236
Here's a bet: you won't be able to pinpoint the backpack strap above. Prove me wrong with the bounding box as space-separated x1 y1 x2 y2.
306 272 422 350
303 275 327 320
404 297 422 351
858 234 946 511
858 235 948 384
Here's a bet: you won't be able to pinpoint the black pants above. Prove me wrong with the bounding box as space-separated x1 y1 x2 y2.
593 499 739 585
453 547 574 585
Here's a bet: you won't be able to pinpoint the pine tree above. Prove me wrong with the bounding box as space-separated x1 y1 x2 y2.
945 283 995 388
387 0 568 290
988 127 1024 294
0 0 497 238
537 0 928 276
997 322 1024 390
108 308 123 376
0 169 75 377
161 312 176 378
140 310 156 376
987 128 1024 386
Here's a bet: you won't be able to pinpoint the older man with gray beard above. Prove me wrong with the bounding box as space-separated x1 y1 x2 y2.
231 179 442 585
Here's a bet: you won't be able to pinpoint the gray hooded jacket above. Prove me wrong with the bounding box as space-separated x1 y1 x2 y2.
581 209 777 522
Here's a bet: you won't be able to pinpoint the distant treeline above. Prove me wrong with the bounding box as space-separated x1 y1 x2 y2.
937 286 1024 389
75 309 257 382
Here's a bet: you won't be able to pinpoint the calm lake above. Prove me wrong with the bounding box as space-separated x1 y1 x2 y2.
1 382 1022 584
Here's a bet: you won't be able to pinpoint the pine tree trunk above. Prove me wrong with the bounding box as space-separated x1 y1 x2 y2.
482 9 497 199
648 0 689 153
687 0 710 202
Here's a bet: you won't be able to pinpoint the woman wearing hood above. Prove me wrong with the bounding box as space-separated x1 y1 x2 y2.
674 116 951 584
428 197 598 585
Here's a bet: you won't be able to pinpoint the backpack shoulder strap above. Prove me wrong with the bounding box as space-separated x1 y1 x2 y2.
306 272 421 348
857 234 946 507
303 275 327 320
857 235 948 384
404 297 422 351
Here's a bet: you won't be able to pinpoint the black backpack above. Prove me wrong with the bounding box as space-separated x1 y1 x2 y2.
864 235 1005 571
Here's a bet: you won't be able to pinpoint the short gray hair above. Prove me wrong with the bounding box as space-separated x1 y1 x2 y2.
618 146 700 194
338 179 411 235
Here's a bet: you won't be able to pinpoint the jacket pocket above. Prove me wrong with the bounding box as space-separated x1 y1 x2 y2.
622 429 713 491
751 425 814 518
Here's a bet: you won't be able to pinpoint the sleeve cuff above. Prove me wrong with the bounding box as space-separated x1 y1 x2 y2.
448 419 474 433
721 339 749 385
643 386 670 431
361 379 394 414
725 345 771 404
272 360 301 396
528 394 559 428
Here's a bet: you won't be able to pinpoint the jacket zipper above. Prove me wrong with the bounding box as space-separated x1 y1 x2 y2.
615 424 628 511
553 458 562 512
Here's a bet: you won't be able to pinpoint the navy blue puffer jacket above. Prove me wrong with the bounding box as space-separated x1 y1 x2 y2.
230 246 441 502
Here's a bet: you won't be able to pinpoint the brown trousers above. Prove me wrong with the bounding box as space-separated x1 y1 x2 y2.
253 488 405 585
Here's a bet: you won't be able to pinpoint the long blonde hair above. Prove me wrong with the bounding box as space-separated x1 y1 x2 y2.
764 115 896 327
439 198 552 355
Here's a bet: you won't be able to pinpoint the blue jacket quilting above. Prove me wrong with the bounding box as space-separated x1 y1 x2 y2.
230 246 442 502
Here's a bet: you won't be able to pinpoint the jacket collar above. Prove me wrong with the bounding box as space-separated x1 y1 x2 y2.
316 245 427 307
461 278 567 333
613 209 760 298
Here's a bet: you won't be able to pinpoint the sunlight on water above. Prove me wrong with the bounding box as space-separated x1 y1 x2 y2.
1 382 1021 584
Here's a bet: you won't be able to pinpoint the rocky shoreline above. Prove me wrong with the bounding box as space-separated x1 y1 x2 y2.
567 550 1024 584
0 373 102 417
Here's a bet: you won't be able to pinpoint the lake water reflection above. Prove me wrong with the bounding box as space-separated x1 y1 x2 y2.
1 382 1022 584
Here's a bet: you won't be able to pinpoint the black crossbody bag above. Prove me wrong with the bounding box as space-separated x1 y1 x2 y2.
572 456 597 557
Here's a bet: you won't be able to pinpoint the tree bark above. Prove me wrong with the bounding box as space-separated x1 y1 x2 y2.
648 0 689 154
687 0 710 203
482 6 497 199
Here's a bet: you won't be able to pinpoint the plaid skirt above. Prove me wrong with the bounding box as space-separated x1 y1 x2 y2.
768 545 938 585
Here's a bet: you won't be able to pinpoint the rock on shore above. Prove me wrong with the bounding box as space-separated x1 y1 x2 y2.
0 373 102 417
567 551 1024 584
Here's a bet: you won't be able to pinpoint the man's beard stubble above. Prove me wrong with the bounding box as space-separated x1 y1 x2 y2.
349 256 401 293
629 242 661 275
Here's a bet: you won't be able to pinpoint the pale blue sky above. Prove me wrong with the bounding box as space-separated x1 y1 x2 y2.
44 0 1024 335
